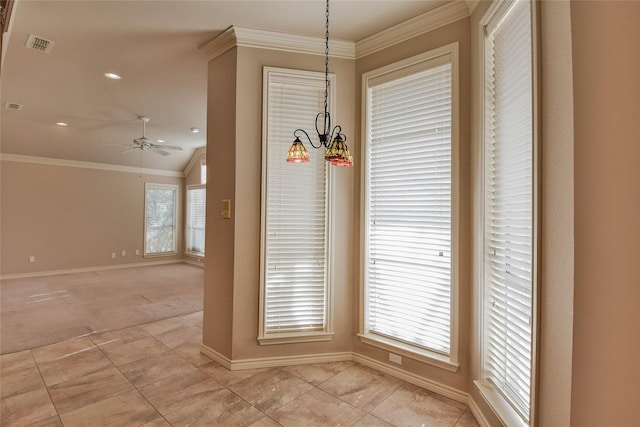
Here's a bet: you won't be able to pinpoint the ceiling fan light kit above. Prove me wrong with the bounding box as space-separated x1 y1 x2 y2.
122 116 184 156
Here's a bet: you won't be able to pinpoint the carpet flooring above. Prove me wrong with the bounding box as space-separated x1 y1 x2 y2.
0 263 203 354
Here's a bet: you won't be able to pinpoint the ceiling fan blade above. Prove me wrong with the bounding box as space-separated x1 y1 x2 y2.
121 147 140 154
152 144 183 151
150 147 171 156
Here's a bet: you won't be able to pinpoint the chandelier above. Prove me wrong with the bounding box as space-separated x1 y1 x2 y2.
286 0 353 166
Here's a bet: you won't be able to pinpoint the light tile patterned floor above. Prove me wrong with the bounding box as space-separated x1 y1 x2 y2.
0 311 479 427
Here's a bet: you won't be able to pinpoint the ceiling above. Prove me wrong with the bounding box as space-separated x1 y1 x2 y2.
1 0 451 172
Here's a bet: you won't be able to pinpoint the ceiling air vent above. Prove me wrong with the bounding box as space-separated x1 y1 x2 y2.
25 34 55 53
5 102 23 110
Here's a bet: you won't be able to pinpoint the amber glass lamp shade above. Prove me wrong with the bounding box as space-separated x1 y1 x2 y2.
325 135 353 166
286 137 310 163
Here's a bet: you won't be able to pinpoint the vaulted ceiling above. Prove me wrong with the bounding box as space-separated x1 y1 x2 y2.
1 0 452 172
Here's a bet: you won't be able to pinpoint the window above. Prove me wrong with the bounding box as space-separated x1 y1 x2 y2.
144 183 178 256
361 44 459 370
480 1 538 425
186 185 206 256
200 160 207 185
258 67 334 344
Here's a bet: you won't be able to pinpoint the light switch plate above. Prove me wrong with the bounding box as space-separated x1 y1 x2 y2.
221 199 232 219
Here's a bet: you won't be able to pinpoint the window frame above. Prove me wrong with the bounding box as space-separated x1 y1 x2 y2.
185 184 206 257
200 160 207 185
359 43 460 371
143 182 179 257
475 1 540 426
258 66 336 345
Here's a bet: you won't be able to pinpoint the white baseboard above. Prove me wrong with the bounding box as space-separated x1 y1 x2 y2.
352 353 468 404
199 344 351 371
466 394 493 427
0 259 185 280
199 344 233 369
231 352 352 371
198 345 493 425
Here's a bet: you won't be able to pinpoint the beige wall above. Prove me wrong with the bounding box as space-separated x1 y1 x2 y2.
185 149 206 186
0 160 183 276
203 48 238 358
468 1 578 424
570 1 640 425
202 43 356 361
536 1 575 425
468 1 640 425
352 18 472 393
202 2 640 422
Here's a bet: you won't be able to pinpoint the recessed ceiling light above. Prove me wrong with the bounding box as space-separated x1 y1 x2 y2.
56 122 68 126
190 127 200 133
104 72 122 80
156 139 165 143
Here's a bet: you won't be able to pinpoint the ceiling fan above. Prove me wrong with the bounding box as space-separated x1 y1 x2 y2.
122 116 183 156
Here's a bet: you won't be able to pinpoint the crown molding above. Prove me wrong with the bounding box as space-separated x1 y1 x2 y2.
466 0 480 15
183 146 206 177
200 26 355 61
355 1 470 59
0 153 184 177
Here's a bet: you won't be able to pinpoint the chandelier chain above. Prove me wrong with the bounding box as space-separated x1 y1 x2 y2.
323 0 330 119
287 0 352 166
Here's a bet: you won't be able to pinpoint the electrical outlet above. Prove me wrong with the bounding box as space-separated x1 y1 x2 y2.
111 253 116 259
136 249 140 256
389 353 402 365
121 250 126 257
29 256 36 263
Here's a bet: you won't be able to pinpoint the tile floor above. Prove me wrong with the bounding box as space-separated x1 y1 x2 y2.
0 311 479 427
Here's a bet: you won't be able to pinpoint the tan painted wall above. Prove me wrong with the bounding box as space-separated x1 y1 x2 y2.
203 2 640 424
185 149 206 186
0 160 183 276
468 1 577 425
537 1 575 425
202 48 238 358
232 46 355 360
202 42 356 360
570 1 640 425
352 18 472 393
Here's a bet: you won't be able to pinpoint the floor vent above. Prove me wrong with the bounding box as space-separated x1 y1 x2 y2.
25 34 55 53
5 102 23 110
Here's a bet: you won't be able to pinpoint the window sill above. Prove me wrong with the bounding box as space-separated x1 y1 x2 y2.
144 252 178 258
358 333 459 373
185 252 205 258
258 331 334 346
474 380 529 427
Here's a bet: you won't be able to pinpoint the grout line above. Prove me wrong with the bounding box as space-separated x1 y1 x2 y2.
90 333 173 426
29 349 64 425
6 315 478 427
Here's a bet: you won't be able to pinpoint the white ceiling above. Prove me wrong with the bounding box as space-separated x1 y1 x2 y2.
1 0 450 172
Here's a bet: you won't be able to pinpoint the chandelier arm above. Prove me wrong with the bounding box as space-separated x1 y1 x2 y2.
293 128 320 148
329 125 344 143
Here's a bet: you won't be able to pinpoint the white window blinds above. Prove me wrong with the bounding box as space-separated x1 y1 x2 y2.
260 68 331 338
365 56 453 355
186 186 206 256
483 1 535 423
